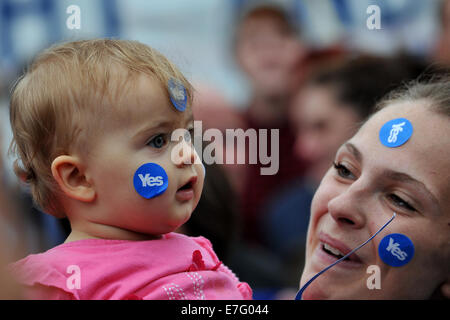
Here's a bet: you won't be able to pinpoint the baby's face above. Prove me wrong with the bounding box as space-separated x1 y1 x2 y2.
82 74 204 236
301 101 450 299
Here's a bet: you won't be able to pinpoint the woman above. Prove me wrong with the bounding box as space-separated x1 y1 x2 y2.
300 77 450 299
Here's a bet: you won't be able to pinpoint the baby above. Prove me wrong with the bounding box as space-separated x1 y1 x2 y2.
8 39 252 300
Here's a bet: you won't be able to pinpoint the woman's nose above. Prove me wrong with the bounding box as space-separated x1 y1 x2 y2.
327 185 367 229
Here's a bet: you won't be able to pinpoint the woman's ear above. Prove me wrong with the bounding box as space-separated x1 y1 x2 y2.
51 155 96 203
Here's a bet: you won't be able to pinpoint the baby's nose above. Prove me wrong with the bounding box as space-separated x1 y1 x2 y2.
173 139 197 167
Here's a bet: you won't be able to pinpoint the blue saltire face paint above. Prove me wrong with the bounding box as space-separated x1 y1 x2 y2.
295 212 397 300
168 78 187 112
379 118 413 148
133 163 168 199
378 233 414 267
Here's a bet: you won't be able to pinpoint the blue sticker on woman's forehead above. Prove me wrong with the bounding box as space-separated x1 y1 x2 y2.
168 78 187 112
379 118 413 148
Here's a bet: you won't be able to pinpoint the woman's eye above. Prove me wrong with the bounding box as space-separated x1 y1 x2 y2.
147 134 167 148
333 162 356 179
388 194 416 212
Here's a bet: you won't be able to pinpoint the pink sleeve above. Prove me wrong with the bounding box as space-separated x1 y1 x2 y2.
218 263 253 300
23 284 76 300
9 257 79 300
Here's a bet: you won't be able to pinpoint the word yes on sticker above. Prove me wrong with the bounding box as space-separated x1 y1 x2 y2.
385 237 408 261
138 174 164 187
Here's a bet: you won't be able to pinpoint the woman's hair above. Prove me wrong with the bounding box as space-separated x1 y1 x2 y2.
9 39 193 217
376 74 450 118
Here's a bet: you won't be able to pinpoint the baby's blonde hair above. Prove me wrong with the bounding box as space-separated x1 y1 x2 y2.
10 39 193 217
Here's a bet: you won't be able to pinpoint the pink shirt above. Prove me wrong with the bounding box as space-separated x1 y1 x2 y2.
9 232 252 300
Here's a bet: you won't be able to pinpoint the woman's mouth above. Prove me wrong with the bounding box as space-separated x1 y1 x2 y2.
322 243 349 260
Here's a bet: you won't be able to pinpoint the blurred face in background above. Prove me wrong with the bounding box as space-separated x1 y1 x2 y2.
0 134 22 299
434 0 450 65
291 85 361 184
235 9 304 97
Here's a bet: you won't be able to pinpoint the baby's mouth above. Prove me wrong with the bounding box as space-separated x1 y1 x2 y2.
178 181 193 191
178 176 197 190
175 176 197 201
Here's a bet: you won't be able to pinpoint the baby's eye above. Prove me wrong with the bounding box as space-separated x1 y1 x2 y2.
333 162 356 180
147 134 167 149
388 194 416 212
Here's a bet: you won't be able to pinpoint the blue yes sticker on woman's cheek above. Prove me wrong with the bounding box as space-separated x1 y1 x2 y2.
168 78 187 112
378 233 414 267
133 163 168 199
379 118 413 148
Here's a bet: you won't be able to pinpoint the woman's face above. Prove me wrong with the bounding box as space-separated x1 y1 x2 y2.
301 101 450 299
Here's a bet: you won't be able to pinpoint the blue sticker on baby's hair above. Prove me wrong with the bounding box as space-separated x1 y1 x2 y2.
133 163 168 199
378 233 414 267
168 78 187 112
379 118 413 148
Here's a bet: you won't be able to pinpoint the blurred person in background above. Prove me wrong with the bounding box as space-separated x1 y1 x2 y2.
0 130 22 299
179 84 244 264
260 54 428 298
177 160 241 265
233 2 309 246
433 0 450 66
227 3 312 295
1 64 67 256
191 83 247 197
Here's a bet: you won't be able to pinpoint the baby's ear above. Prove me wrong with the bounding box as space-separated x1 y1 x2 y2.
51 155 95 203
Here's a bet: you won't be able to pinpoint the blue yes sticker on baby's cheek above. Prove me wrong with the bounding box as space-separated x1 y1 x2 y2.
168 78 187 112
133 163 168 199
378 233 414 267
379 118 413 148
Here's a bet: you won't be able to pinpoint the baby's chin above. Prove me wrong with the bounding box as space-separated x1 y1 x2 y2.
164 209 194 231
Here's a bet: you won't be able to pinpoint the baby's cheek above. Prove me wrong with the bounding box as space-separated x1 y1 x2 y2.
196 167 205 198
